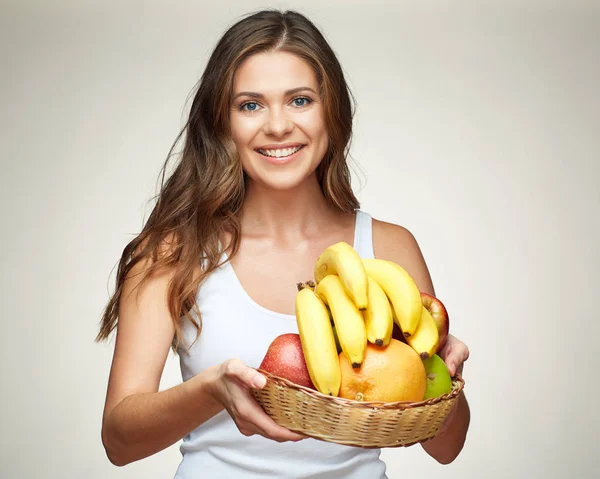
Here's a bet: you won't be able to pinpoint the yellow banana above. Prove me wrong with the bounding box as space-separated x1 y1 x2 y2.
295 282 341 396
316 274 367 368
363 276 393 346
362 259 422 338
314 241 369 310
406 306 439 359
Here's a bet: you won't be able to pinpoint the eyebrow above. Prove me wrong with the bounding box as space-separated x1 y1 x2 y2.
232 87 318 101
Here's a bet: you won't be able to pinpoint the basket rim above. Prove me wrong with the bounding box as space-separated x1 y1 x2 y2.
255 368 464 409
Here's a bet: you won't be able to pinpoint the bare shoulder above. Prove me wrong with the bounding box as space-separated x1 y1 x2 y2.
103 233 181 417
372 218 435 295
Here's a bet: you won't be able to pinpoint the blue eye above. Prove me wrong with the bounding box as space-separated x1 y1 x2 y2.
293 97 311 107
238 96 312 112
241 102 259 112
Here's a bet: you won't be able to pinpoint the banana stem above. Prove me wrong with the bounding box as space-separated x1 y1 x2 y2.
297 280 317 292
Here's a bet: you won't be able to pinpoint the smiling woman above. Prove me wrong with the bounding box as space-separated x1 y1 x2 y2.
95 8 470 479
230 51 330 190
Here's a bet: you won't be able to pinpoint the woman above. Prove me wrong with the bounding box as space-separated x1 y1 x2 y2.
96 9 470 478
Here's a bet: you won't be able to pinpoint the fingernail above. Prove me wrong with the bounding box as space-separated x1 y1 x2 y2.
253 374 267 389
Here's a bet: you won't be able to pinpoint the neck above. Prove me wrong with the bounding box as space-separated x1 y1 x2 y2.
240 174 338 239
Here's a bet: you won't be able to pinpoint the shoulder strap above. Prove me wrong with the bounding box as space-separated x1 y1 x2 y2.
353 210 375 259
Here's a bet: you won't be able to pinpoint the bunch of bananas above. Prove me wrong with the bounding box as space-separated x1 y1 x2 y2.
296 241 440 397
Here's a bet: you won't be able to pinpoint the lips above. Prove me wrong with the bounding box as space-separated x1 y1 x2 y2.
256 145 305 158
254 144 306 164
255 142 305 150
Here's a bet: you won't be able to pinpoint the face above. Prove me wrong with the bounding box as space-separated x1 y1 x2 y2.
229 50 329 191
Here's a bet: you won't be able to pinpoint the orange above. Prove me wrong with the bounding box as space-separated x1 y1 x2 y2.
339 339 426 402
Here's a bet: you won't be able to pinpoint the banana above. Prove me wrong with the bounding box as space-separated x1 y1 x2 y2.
405 306 439 359
362 259 422 338
327 306 343 354
316 274 367 368
363 276 393 346
314 241 369 310
295 281 341 396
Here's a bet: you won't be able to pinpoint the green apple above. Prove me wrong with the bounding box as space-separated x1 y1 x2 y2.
422 354 453 400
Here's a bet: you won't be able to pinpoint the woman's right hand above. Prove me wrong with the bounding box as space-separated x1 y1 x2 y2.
210 358 308 442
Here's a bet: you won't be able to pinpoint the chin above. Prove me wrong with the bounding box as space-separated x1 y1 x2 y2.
251 170 315 191
243 159 322 192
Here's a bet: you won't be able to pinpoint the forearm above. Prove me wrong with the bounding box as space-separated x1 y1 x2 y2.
102 365 223 466
421 392 470 464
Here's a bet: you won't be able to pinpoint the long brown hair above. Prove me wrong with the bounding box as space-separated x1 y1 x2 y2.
95 9 360 349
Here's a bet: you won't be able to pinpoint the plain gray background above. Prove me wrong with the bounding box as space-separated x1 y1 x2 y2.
1 0 599 478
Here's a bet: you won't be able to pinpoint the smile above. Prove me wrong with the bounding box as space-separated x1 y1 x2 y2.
256 145 305 158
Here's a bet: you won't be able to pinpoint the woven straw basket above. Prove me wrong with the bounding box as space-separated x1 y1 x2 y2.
251 370 464 448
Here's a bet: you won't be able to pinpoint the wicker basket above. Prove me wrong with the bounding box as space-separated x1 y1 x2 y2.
251 369 464 448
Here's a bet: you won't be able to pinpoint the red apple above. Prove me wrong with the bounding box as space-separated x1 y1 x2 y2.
420 292 450 352
259 333 315 389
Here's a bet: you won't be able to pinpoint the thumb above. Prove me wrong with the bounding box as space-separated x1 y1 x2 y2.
250 371 267 389
224 359 267 389
239 364 266 389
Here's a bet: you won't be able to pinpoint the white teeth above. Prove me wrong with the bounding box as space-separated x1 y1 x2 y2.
258 145 303 158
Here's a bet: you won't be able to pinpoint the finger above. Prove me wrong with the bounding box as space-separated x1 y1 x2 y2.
237 396 307 442
438 339 453 361
238 419 306 442
266 426 308 442
239 366 267 390
224 359 267 389
462 345 470 363
449 345 470 376
237 420 268 438
224 398 272 439
441 351 457 376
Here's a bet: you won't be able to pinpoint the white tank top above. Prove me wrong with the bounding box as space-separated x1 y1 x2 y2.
174 210 388 479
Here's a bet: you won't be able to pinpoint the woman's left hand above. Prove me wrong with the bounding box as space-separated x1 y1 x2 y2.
435 333 470 433
437 333 470 377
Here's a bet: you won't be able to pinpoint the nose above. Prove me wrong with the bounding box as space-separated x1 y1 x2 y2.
263 106 293 137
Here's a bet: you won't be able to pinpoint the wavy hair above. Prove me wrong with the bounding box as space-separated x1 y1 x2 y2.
96 9 360 349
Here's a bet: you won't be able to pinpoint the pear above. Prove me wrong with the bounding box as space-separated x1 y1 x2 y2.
422 354 453 400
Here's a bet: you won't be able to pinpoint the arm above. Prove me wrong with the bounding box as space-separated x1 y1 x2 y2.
372 220 470 464
100 257 224 466
101 254 303 467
